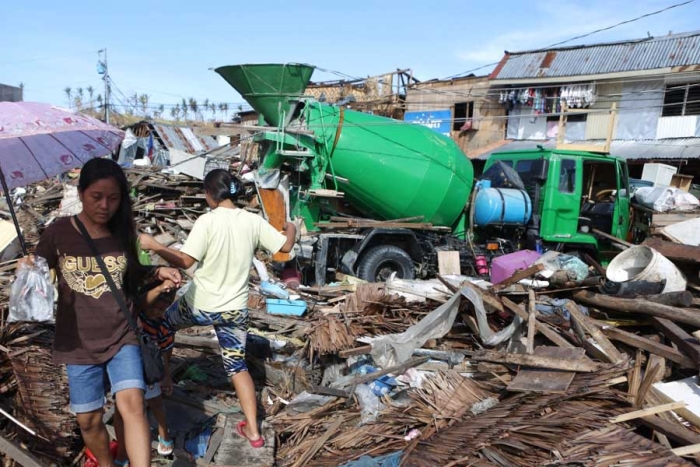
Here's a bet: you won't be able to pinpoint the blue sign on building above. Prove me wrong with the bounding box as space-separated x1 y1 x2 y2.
404 109 452 136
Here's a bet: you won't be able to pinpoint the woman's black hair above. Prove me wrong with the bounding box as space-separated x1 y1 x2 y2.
79 158 148 297
203 169 242 203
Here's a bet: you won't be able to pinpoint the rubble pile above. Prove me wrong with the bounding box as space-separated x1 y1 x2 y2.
1 174 700 466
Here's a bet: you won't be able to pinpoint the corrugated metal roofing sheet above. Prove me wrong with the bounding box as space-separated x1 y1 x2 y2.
492 31 700 80
152 124 217 154
476 138 700 160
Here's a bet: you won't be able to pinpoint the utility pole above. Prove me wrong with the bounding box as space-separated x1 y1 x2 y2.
98 49 110 124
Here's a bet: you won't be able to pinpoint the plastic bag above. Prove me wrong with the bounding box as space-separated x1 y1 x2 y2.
9 256 55 323
634 187 700 212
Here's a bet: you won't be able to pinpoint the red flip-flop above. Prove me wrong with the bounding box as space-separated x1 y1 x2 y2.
236 421 265 448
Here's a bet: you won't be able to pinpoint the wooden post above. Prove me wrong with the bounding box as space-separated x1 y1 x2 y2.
557 100 568 147
526 289 536 354
565 302 624 364
604 102 618 153
572 291 700 328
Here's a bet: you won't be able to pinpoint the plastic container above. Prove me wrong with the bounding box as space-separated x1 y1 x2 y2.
490 250 541 285
473 181 532 226
266 298 307 316
606 245 686 294
641 163 677 187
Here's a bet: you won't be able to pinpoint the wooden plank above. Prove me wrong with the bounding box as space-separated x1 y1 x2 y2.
291 416 343 467
526 289 536 355
651 317 700 365
591 228 633 248
572 291 700 328
507 346 584 393
202 427 224 464
257 188 290 262
642 237 700 264
0 433 48 467
501 297 574 349
470 350 600 372
310 385 350 398
438 251 461 276
610 401 687 423
494 263 545 289
338 345 372 358
336 357 429 388
638 415 700 446
602 325 695 369
565 302 624 364
672 444 700 457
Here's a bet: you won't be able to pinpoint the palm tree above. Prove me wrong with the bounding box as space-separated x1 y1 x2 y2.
74 87 84 110
210 102 217 120
86 86 94 110
189 98 199 121
218 103 225 120
96 94 103 111
181 98 189 122
157 104 165 120
203 99 210 118
221 103 229 120
139 94 149 117
64 87 72 108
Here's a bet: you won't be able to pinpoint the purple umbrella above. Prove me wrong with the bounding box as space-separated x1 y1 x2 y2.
0 102 125 253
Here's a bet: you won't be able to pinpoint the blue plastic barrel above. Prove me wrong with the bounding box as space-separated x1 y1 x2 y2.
474 183 532 226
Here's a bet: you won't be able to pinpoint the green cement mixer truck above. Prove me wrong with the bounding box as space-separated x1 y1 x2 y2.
214 63 632 285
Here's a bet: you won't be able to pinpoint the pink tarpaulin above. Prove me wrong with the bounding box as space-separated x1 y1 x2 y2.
0 102 124 189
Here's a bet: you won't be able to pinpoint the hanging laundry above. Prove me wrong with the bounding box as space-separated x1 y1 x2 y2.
560 84 597 108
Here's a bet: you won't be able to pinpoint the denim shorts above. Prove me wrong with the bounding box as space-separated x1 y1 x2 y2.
65 344 146 414
145 382 161 401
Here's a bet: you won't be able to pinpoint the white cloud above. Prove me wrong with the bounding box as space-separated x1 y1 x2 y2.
454 0 695 70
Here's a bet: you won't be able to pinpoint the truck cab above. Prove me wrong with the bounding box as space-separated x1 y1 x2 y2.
484 148 631 251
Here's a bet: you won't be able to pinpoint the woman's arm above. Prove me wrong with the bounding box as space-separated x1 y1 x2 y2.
280 222 297 253
139 234 197 270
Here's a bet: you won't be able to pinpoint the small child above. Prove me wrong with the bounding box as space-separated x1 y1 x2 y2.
115 279 177 464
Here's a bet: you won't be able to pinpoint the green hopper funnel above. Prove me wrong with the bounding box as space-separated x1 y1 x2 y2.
214 63 315 127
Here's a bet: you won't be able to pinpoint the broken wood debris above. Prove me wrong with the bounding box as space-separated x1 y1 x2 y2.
2 171 700 466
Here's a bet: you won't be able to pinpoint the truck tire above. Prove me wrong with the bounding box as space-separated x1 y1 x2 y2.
356 245 415 282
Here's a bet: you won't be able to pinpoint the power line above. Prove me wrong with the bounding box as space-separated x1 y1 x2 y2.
444 0 697 79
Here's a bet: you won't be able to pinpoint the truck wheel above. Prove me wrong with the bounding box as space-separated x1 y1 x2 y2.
356 245 415 282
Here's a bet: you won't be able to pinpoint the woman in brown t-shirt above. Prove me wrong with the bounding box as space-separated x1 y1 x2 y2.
23 158 181 467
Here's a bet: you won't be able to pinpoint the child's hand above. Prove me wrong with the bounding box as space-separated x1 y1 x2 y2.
160 280 176 294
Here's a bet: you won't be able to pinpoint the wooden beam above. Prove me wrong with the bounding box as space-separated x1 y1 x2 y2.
602 325 695 369
0 433 48 467
651 317 700 365
671 443 700 457
494 263 545 289
526 289 536 354
572 291 700 328
565 302 624 364
638 415 700 446
336 357 429 388
469 351 600 372
502 297 574 348
610 401 686 423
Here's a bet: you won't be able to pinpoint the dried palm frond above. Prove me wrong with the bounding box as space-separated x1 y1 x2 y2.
7 323 79 462
548 425 694 467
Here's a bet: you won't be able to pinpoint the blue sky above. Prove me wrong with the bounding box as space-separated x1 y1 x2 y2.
1 0 698 115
